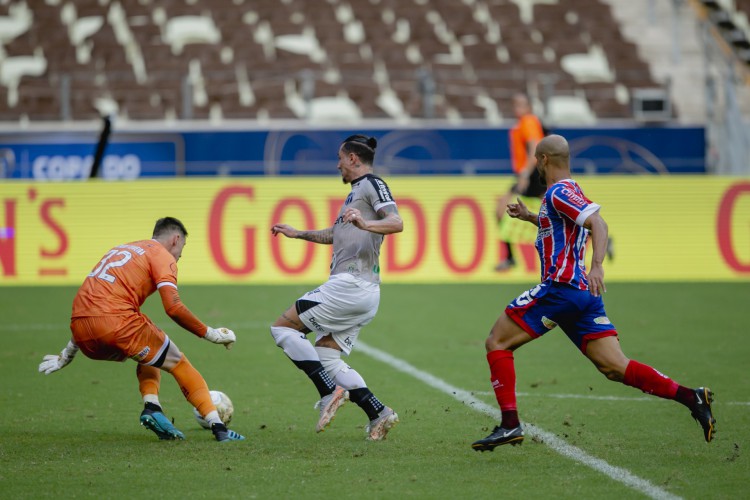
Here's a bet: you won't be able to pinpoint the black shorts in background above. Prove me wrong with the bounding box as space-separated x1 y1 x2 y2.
511 168 546 198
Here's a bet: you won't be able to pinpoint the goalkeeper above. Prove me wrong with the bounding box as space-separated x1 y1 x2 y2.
38 217 244 442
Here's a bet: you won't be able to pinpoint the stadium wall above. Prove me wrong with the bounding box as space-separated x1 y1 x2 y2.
1 177 748 285
0 125 706 179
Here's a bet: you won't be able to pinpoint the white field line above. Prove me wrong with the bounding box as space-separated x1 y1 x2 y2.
474 391 750 406
11 322 747 407
356 341 682 500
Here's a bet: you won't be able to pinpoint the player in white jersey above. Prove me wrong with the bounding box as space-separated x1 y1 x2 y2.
270 135 403 440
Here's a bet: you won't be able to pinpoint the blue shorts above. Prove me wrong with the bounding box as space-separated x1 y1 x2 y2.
505 281 618 352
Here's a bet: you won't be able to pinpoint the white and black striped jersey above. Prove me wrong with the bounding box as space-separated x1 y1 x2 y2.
330 173 397 284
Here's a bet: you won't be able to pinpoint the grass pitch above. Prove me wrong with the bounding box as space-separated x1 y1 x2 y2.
1 283 748 499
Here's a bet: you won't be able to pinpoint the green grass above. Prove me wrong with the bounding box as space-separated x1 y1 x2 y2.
1 283 748 499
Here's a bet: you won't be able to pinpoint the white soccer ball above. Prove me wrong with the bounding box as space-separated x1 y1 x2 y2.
193 390 234 429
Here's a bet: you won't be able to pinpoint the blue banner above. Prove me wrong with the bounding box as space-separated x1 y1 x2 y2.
0 126 705 179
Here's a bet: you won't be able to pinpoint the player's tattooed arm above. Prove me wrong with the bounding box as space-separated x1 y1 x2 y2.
372 204 403 234
296 227 334 244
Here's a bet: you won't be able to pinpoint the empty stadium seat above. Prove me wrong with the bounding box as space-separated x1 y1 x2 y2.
0 0 670 123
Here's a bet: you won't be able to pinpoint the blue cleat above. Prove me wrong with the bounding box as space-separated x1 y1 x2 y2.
211 422 246 442
140 408 185 440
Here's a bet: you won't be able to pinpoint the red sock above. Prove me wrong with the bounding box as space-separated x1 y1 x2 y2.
487 349 519 427
622 360 679 400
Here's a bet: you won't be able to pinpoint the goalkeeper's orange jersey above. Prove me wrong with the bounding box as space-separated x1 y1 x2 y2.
71 239 206 336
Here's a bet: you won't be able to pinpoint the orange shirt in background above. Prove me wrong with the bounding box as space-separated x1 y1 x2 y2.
509 113 545 174
72 239 177 318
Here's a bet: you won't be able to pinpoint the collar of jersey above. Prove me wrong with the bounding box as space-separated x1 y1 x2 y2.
350 173 374 185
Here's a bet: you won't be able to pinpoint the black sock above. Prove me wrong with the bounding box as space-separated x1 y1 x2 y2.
293 360 336 397
675 385 697 410
349 388 385 420
505 242 514 262
144 402 162 413
501 409 520 429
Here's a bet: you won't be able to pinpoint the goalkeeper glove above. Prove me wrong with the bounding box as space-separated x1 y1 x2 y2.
204 327 236 350
38 340 79 375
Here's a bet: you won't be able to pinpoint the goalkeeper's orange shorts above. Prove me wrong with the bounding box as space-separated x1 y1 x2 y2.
70 314 170 365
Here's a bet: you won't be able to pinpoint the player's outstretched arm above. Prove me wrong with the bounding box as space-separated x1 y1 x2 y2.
157 285 235 349
38 339 79 375
507 197 539 226
583 212 608 297
272 223 334 244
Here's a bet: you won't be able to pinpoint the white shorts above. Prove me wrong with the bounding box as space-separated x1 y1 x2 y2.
296 273 380 355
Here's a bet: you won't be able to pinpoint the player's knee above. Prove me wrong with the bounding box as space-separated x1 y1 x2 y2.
484 335 497 352
315 346 349 378
155 341 183 371
485 333 516 352
270 325 297 348
597 364 625 382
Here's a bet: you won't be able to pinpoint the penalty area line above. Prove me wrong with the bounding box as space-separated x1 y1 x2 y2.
356 341 682 500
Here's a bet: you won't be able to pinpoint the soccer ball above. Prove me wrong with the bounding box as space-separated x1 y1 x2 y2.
193 390 234 429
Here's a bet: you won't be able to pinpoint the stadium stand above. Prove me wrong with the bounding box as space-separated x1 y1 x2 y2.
699 0 750 65
0 0 741 125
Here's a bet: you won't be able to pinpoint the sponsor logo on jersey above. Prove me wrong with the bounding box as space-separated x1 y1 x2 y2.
131 346 151 362
594 316 611 325
308 316 325 332
370 177 393 203
541 316 558 329
345 193 354 205
560 187 586 208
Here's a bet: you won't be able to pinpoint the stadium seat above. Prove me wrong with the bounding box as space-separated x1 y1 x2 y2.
546 94 597 125
164 16 221 55
0 0 678 123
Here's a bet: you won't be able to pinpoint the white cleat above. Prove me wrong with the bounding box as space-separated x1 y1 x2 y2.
315 386 347 433
366 407 399 441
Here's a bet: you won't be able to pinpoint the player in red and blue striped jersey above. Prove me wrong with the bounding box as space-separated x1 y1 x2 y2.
536 178 601 289
472 134 716 452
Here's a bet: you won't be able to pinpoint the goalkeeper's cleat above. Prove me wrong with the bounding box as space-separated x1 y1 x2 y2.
472 424 524 452
211 422 245 442
140 408 185 440
691 387 716 443
365 407 399 441
314 385 347 433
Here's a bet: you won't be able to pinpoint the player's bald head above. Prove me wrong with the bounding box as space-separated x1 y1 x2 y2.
536 134 569 160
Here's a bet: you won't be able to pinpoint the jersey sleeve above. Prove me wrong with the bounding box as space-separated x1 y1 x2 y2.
549 183 601 226
365 176 397 212
158 286 208 337
149 247 178 288
149 247 207 337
